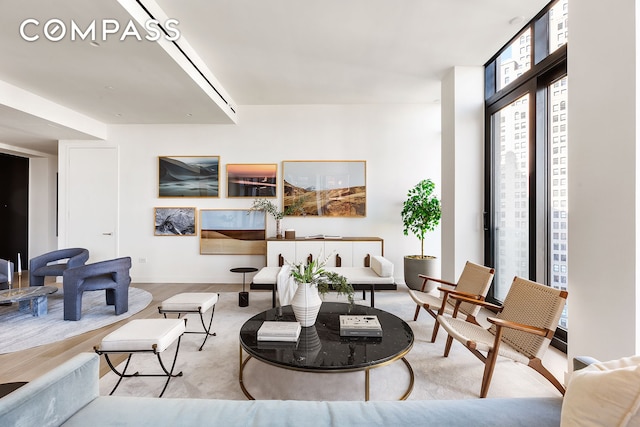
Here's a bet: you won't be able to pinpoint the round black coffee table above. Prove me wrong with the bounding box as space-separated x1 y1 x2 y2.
239 302 414 400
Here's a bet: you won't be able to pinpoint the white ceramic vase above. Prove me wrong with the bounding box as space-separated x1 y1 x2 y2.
290 282 322 327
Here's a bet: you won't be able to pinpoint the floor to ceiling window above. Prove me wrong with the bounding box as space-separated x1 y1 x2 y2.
490 93 530 302
484 0 568 350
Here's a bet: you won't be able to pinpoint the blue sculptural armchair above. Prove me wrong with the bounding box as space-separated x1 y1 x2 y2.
29 248 89 287
0 259 15 290
62 257 132 321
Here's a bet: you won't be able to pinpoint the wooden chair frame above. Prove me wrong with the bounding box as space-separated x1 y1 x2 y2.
410 262 494 342
440 282 567 398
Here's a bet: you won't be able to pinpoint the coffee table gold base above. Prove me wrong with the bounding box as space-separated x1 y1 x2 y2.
239 345 414 401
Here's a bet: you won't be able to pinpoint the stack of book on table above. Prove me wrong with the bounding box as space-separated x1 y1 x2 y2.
339 315 383 337
257 321 301 342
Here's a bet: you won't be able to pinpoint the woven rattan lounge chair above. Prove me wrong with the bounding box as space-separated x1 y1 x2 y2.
408 261 494 342
437 276 568 398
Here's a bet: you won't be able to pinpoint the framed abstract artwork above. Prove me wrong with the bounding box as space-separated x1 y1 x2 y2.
282 160 366 217
200 209 266 255
159 156 219 197
154 207 197 236
226 163 277 198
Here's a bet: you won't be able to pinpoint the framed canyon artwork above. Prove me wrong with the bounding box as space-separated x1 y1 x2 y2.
282 160 366 217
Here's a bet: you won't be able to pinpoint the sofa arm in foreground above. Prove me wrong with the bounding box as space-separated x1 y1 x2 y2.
63 396 562 427
0 352 99 427
1 352 564 427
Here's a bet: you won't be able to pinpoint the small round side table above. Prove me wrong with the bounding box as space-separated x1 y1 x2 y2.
230 267 258 307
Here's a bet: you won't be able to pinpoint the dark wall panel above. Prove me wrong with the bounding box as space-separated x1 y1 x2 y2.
0 153 28 272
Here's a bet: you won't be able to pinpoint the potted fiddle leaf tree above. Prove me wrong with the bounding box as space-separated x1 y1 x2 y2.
401 179 441 291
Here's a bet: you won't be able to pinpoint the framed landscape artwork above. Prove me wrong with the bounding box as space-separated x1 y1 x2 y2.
154 207 197 236
282 160 366 217
200 209 266 255
159 156 219 197
227 163 277 198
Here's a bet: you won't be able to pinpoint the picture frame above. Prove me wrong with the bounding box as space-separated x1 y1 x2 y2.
154 207 197 236
200 209 266 255
282 160 366 217
227 163 277 198
159 156 220 197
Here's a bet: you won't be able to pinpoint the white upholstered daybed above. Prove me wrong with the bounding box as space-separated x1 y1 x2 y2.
251 255 396 307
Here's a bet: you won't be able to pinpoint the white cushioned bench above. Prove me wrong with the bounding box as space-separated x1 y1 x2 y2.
158 292 219 351
251 256 396 308
94 318 186 397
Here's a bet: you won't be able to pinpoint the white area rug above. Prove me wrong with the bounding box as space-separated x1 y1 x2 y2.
99 286 562 401
0 287 152 354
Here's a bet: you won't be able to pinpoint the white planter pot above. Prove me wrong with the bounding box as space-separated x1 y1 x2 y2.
404 256 439 291
290 282 322 327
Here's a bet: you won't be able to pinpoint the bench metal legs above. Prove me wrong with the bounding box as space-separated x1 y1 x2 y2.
95 336 184 398
159 304 217 351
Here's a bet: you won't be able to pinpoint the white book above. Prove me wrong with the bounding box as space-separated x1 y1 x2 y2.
257 321 301 341
257 334 300 342
339 315 382 330
304 234 342 239
340 315 383 337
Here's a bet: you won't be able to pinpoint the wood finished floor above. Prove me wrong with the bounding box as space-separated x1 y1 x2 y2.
0 282 240 383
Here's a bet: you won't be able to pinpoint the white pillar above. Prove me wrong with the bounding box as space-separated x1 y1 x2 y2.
441 66 485 281
568 0 640 361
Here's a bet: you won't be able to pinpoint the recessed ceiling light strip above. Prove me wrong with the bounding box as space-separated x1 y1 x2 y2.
133 0 234 114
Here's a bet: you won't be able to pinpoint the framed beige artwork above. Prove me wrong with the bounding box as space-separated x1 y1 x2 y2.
200 209 266 255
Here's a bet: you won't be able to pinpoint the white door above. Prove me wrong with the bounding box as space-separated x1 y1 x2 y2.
66 145 118 262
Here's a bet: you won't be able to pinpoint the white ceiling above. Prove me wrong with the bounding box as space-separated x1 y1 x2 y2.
0 0 549 155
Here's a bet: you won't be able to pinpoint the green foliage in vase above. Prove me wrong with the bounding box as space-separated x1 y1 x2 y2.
289 255 354 304
250 197 306 220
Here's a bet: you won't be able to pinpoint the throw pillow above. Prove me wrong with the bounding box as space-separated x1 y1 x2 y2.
561 358 640 426
370 256 393 277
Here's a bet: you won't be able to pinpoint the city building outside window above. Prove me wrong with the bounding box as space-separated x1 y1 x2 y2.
484 0 568 350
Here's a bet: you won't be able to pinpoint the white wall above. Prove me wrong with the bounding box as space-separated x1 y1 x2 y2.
29 156 58 260
94 104 441 284
569 0 639 361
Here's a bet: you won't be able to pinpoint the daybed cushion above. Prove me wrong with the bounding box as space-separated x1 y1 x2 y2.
252 267 281 284
325 267 394 284
561 355 640 426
